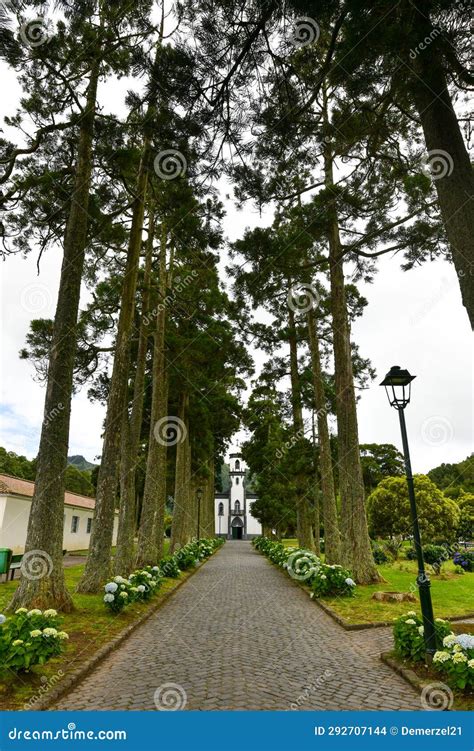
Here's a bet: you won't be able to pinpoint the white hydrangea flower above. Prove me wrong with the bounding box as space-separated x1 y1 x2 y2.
452 652 468 663
468 659 474 669
137 585 146 592
103 593 115 603
27 609 42 617
433 651 451 663
119 592 128 599
12 639 24 646
443 634 457 647
455 634 474 651
452 643 463 653
418 626 424 635
320 574 327 580
104 582 118 593
29 629 42 638
0 614 6 625
406 611 417 617
43 609 57 617
152 566 159 572
345 578 356 587
15 608 28 614
42 628 58 638
405 619 416 625
57 631 69 640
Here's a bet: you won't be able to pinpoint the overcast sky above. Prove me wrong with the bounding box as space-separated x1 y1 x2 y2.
0 18 472 475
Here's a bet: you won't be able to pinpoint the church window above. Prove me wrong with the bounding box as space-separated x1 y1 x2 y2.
218 502 224 516
236 477 239 485
235 459 240 470
234 501 240 512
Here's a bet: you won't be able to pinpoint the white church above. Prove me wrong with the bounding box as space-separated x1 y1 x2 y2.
214 452 261 540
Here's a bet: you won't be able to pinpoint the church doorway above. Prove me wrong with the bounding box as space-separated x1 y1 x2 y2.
230 516 244 540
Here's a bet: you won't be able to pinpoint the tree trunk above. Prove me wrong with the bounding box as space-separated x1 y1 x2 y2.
136 222 170 566
169 393 190 553
9 59 101 612
287 298 314 550
323 126 380 583
408 10 474 329
184 437 195 542
114 214 154 574
77 138 151 592
310 410 321 557
200 455 216 538
306 306 341 563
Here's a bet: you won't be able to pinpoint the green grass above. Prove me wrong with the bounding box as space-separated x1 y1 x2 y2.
268 539 473 624
0 540 186 710
322 560 473 624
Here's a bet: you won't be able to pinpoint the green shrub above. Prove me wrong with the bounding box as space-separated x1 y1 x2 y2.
371 542 389 564
159 556 180 578
453 550 474 572
104 538 222 613
310 563 356 598
393 612 452 662
422 544 450 573
0 609 69 672
433 633 474 690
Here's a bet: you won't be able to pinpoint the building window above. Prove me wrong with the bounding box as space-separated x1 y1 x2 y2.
234 501 240 512
218 502 224 516
235 459 240 470
86 517 93 534
71 515 79 533
236 477 239 485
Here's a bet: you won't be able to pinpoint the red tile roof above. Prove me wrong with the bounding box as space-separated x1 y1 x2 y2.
0 474 96 510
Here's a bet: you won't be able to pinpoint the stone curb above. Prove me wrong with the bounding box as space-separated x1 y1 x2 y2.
380 651 425 700
30 546 224 711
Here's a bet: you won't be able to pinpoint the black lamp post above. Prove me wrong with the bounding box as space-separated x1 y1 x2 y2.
381 365 437 656
196 488 203 541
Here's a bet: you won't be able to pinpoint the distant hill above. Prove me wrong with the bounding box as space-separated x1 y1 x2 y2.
67 455 97 471
0 448 96 496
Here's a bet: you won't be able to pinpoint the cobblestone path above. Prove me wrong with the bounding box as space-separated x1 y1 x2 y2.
54 541 420 710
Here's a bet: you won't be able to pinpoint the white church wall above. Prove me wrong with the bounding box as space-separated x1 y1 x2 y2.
246 504 262 536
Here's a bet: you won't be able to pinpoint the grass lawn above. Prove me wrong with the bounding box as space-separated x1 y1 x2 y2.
0 542 189 710
324 560 474 624
273 539 474 624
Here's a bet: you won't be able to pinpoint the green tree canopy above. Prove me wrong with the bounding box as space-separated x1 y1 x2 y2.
367 475 460 543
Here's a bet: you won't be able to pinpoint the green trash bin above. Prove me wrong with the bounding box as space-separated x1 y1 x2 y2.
0 548 12 576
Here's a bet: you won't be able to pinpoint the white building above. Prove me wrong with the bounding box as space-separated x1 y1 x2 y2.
214 452 261 540
0 474 119 554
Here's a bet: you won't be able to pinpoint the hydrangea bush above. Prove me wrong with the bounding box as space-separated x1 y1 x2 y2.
0 609 69 672
103 537 223 614
433 633 474 690
310 563 356 598
453 551 474 572
253 537 356 598
393 611 452 662
394 611 474 692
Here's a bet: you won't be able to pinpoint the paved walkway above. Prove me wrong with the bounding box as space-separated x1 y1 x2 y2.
54 542 420 710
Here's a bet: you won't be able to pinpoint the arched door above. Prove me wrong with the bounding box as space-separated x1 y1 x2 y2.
231 516 244 540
